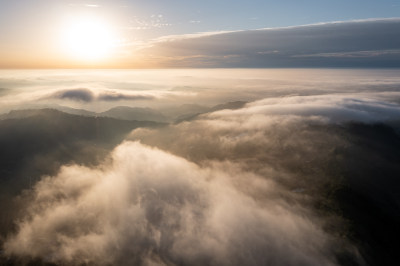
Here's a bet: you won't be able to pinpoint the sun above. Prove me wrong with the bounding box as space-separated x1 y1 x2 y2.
61 16 117 62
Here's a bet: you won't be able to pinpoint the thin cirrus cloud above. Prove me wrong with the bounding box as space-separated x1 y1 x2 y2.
133 18 400 68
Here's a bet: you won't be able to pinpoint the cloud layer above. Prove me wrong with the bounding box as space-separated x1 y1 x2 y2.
126 92 400 266
2 69 400 265
7 91 398 265
2 68 400 115
134 19 400 67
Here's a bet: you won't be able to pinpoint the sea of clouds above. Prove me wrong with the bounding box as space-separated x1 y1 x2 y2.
1 69 400 265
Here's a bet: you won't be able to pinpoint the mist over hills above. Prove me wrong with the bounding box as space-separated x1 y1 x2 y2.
128 100 400 266
0 108 164 187
100 106 167 122
0 109 164 241
1 69 400 266
0 106 167 122
1 105 399 265
174 101 248 123
1 102 248 124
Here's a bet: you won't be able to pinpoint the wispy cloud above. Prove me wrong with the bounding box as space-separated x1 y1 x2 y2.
293 49 400 58
128 15 172 30
152 30 239 43
85 4 99 8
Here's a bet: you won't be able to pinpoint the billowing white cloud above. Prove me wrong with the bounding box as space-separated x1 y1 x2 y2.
5 141 341 266
210 94 400 124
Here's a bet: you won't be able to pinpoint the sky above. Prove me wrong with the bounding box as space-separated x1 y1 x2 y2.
1 0 400 68
1 1 400 265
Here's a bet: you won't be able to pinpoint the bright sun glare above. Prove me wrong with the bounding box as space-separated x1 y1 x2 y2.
62 17 117 61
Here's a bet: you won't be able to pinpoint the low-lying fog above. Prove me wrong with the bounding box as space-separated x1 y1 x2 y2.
0 69 400 266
